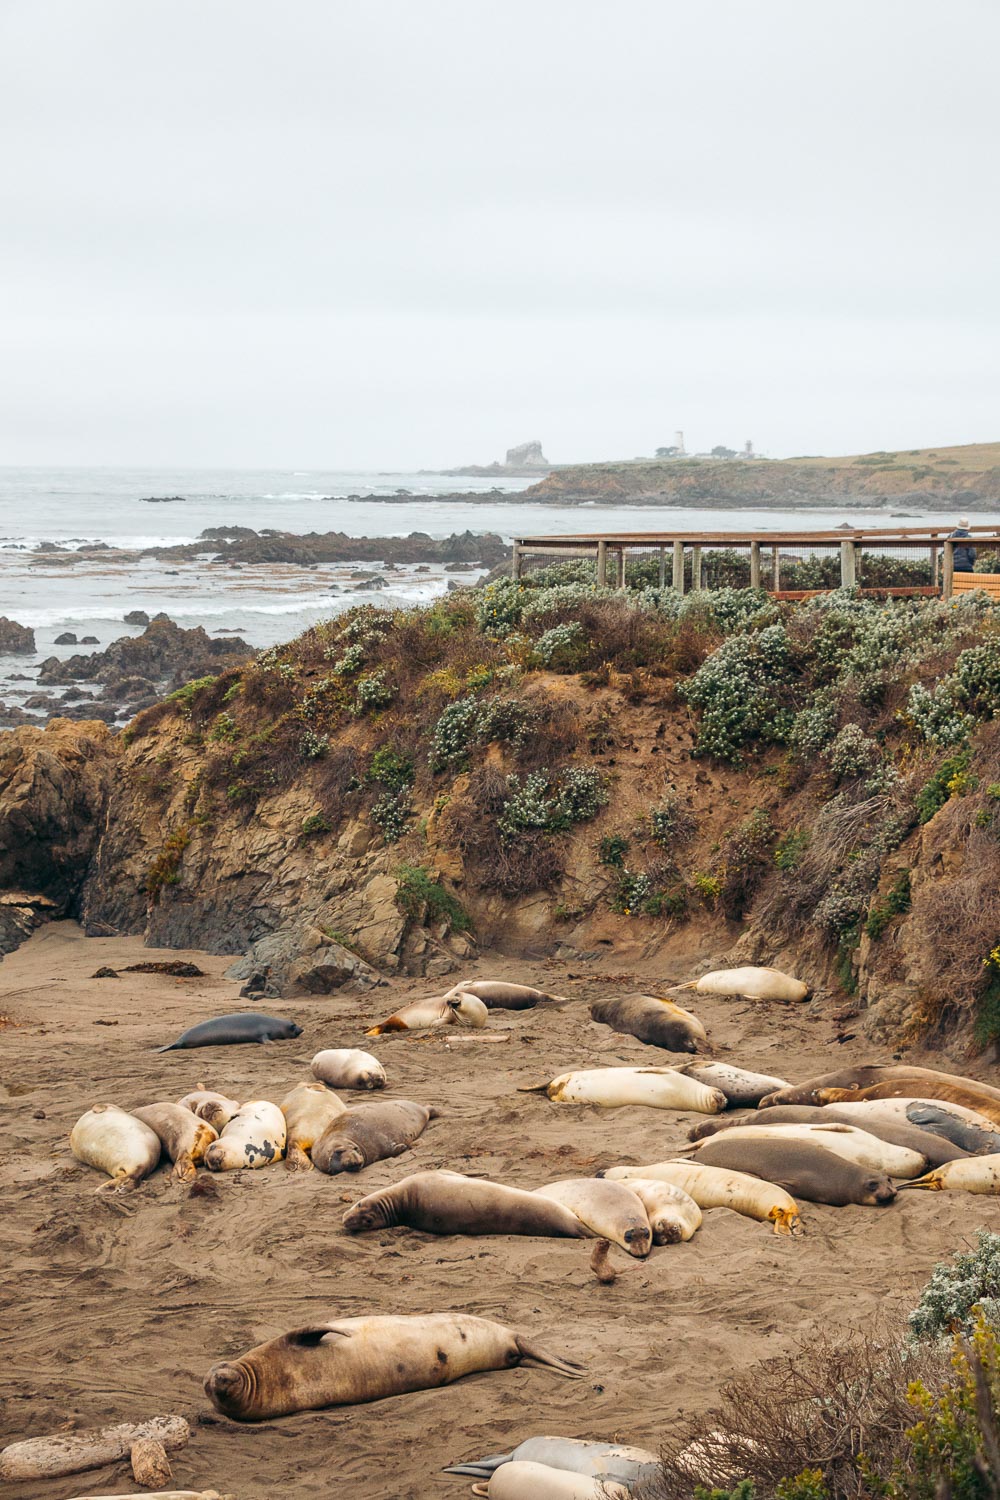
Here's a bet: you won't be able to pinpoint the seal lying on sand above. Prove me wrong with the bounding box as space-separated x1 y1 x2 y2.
601 1159 801 1234
177 1087 242 1131
692 1122 926 1178
204 1313 584 1420
366 992 487 1035
693 1135 896 1206
526 1067 725 1113
157 1014 302 1051
621 1178 702 1243
70 1105 161 1192
588 996 707 1053
534 1179 652 1257
311 1099 434 1174
826 1098 1000 1155
760 1063 1000 1109
445 980 565 1010
676 1062 789 1107
674 967 809 1002
899 1154 1000 1194
817 1080 1000 1125
342 1170 588 1238
687 1105 968 1167
479 1462 630 1499
310 1048 386 1090
204 1101 286 1171
132 1103 218 1181
279 1082 346 1171
444 1435 658 1485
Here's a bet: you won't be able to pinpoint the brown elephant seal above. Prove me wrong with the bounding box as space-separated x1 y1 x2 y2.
366 992 487 1035
131 1103 218 1182
817 1080 1000 1124
686 1105 968 1167
589 996 707 1053
759 1063 1000 1110
343 1170 588 1238
176 1087 242 1131
533 1179 652 1257
310 1048 386 1090
898 1154 1000 1194
204 1312 583 1420
676 1062 788 1106
70 1105 161 1192
693 1134 896 1206
312 1098 435 1175
445 980 565 1010
204 1101 286 1171
279 1082 346 1171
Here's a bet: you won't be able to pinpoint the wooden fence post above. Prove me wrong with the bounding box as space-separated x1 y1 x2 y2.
840 540 857 588
658 545 666 588
750 540 761 588
511 542 523 580
597 540 608 587
672 540 685 594
772 546 781 590
616 548 626 589
691 546 703 591
942 540 955 599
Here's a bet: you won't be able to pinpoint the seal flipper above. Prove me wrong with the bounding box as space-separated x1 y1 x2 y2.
442 1453 513 1478
283 1324 354 1348
514 1334 585 1378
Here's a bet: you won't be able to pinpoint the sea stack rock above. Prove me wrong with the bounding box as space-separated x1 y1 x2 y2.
0 618 36 654
505 440 549 469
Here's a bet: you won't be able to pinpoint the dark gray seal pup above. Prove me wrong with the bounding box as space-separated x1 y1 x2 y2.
156 1012 302 1051
312 1099 434 1174
589 995 708 1053
687 1104 969 1168
694 1134 897 1207
342 1169 588 1238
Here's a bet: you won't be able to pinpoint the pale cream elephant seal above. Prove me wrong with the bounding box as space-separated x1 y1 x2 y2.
675 966 809 1002
70 1105 161 1192
204 1312 583 1420
204 1100 286 1171
482 1462 630 1499
310 1048 386 1090
279 1082 347 1171
131 1103 218 1182
899 1154 1000 1194
176 1087 242 1132
525 1067 725 1114
601 1160 801 1234
533 1179 652 1257
621 1178 702 1243
366 991 487 1035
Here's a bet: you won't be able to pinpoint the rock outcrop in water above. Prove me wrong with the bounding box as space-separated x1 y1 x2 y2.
0 618 36 654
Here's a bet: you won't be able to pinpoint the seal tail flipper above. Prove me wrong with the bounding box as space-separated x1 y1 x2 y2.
154 1042 181 1052
441 1455 513 1479
897 1173 943 1190
516 1081 552 1094
515 1335 585 1378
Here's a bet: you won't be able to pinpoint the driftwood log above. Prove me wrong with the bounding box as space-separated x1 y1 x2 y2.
130 1436 172 1486
0 1415 190 1482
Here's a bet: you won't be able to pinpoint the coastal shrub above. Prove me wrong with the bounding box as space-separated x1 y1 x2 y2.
301 811 331 837
330 643 366 675
166 675 218 717
692 871 722 904
649 791 694 847
337 608 392 645
299 728 330 760
720 809 775 921
774 829 809 871
144 822 193 903
370 788 412 844
915 750 973 823
611 869 653 915
476 579 526 636
429 694 537 770
534 621 587 671
368 746 414 792
394 863 471 932
909 1233 1000 1342
824 724 882 783
598 833 630 867
864 870 911 940
497 767 607 838
681 624 797 762
353 670 395 715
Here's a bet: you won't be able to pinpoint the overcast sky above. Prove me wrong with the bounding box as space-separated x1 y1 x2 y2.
2 1 998 469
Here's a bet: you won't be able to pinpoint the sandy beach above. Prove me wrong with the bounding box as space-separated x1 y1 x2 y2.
2 923 998 1499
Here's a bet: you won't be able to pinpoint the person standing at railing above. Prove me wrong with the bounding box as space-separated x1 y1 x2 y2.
951 518 977 572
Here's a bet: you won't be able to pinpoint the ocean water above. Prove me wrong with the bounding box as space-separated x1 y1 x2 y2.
2 465 998 721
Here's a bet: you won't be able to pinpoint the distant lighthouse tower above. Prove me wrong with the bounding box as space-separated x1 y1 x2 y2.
675 430 686 456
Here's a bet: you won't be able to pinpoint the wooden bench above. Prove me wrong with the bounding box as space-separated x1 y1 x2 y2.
952 572 1000 600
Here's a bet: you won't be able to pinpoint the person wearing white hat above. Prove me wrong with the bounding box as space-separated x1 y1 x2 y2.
951 517 977 572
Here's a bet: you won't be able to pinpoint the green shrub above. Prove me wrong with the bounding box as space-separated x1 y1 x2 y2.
865 870 911 940
166 675 217 717
368 746 415 791
598 833 630 867
371 789 412 844
301 812 331 836
394 863 471 932
299 728 330 760
353 670 395 715
497 767 607 839
909 1233 1000 1342
774 829 810 871
209 712 238 742
916 751 972 823
534 621 587 671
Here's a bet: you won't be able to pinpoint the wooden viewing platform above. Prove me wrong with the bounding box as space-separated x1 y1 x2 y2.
511 526 1000 600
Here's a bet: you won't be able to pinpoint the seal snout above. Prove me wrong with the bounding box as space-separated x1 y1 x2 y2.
205 1360 250 1418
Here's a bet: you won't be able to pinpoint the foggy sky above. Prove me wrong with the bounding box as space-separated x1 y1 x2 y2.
2 0 998 468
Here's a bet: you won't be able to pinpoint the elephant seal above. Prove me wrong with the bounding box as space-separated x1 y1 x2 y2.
527 1067 726 1114
157 1013 302 1051
176 1087 242 1131
70 1105 161 1192
444 1435 658 1485
675 966 809 1002
366 992 487 1035
481 1462 629 1500
898 1154 1000 1194
310 1048 386 1090
693 1134 896 1206
343 1170 588 1238
759 1063 1000 1109
312 1099 434 1174
279 1082 346 1171
204 1101 286 1171
204 1312 583 1420
588 995 707 1053
686 1105 968 1167
622 1178 702 1243
817 1080 1000 1125
693 1122 925 1177
828 1098 1000 1155
132 1103 218 1182
533 1179 652 1256
676 1062 789 1107
445 980 565 1010
601 1160 801 1234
